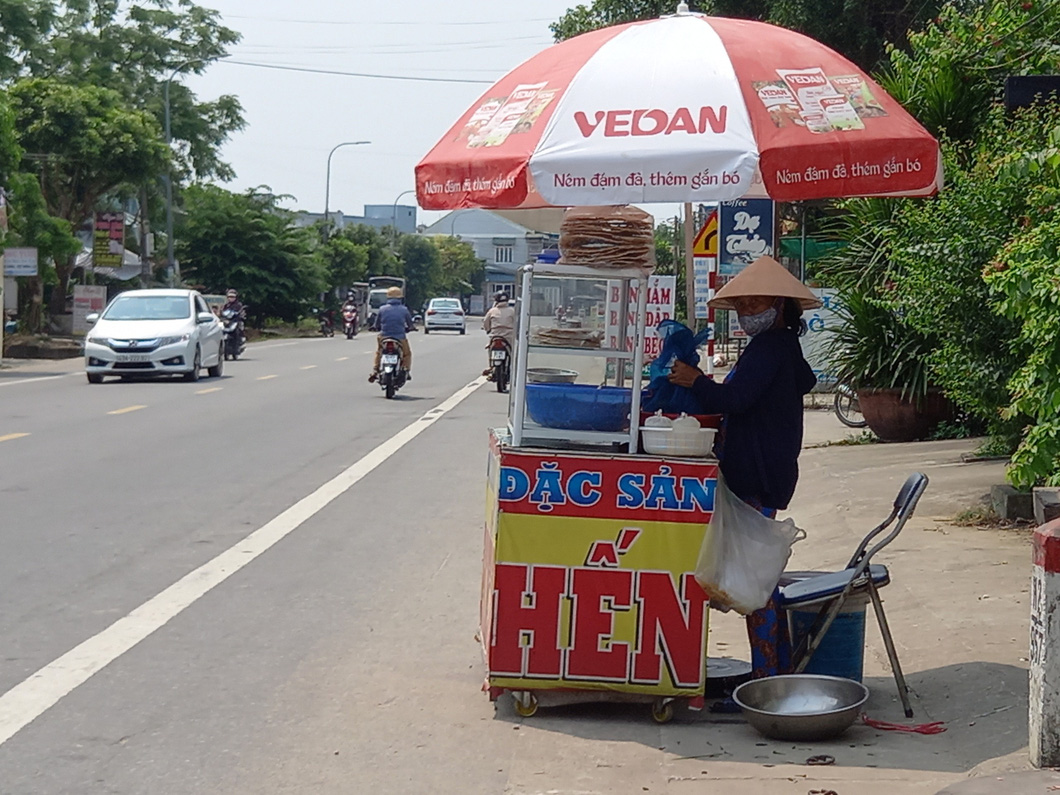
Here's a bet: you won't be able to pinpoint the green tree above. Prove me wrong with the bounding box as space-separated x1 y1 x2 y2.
0 0 52 80
551 0 942 71
14 0 243 181
10 77 169 314
878 1 1060 146
396 235 440 312
177 185 327 324
432 235 484 297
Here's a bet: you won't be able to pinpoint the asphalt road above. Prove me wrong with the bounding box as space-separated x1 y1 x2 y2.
0 329 515 794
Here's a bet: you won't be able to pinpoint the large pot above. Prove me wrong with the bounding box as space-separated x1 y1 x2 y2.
856 388 953 442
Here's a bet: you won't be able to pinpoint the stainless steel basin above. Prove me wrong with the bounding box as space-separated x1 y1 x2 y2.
732 674 869 741
526 367 579 384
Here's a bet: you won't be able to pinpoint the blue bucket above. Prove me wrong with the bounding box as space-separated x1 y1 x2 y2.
788 597 868 682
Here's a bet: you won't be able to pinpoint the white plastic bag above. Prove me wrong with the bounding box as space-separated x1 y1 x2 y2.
694 473 804 615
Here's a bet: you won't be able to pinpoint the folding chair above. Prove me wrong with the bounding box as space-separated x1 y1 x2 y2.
777 472 929 718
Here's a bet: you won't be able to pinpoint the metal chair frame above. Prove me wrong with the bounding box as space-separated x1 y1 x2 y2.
783 472 929 718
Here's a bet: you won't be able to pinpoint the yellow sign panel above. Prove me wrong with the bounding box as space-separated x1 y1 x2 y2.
692 211 718 257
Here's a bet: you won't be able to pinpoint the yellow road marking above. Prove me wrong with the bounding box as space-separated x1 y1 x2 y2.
335 356 349 362
0 433 30 443
300 365 317 370
195 387 223 395
256 374 277 381
108 405 146 415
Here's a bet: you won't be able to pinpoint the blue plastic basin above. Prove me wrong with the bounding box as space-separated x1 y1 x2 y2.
525 383 635 432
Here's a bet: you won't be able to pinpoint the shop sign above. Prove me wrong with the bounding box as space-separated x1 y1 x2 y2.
73 285 107 335
799 287 839 385
93 212 125 268
719 198 774 277
3 247 38 276
604 275 677 359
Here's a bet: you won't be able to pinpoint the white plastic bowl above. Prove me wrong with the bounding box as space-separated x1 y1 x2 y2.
640 426 717 457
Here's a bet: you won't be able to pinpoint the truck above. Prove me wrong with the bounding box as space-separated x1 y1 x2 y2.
366 276 407 330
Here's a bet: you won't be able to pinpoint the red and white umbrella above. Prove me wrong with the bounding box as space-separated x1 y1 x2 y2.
416 10 941 210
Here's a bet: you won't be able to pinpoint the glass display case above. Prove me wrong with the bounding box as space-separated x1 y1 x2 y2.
508 262 649 451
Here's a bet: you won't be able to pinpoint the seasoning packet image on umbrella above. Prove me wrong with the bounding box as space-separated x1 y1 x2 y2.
642 319 712 416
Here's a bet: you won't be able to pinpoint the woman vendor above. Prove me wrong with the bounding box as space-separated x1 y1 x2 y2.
667 255 821 681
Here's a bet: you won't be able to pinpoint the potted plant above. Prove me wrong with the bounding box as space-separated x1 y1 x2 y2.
828 287 952 442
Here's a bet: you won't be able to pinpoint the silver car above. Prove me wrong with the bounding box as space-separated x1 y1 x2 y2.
84 289 225 383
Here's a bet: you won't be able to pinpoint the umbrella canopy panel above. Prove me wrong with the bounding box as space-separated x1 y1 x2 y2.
417 14 940 210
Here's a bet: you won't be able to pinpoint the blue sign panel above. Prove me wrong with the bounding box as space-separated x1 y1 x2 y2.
719 199 775 279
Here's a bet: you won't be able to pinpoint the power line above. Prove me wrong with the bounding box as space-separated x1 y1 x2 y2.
223 14 555 27
223 59 497 84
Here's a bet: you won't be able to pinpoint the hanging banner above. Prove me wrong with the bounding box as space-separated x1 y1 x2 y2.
719 199 774 282
93 212 125 268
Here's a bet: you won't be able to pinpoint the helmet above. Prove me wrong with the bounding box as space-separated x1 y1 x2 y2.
495 292 510 304
226 288 237 298
386 286 403 298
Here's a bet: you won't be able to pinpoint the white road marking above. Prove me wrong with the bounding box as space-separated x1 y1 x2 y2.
195 387 223 395
299 365 317 370
256 374 278 381
107 405 146 415
0 376 488 747
252 341 300 350
0 374 70 387
335 356 349 361
0 433 30 443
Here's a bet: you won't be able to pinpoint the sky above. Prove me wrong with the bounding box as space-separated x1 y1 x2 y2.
182 0 585 228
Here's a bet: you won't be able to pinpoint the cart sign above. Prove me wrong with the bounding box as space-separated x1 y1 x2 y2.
799 287 839 386
604 275 676 359
3 247 38 276
483 440 717 697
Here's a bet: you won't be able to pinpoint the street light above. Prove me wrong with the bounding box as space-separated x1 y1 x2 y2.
323 141 371 240
390 189 416 248
164 57 210 285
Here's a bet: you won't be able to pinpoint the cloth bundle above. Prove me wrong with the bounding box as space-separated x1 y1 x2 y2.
642 319 711 415
558 205 655 270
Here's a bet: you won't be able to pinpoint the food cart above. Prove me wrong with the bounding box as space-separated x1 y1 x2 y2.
478 240 722 722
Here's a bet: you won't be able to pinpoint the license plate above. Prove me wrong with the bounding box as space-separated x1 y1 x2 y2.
116 353 150 363
381 354 399 364
491 351 506 361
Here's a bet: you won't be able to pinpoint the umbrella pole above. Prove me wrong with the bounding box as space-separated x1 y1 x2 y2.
683 203 695 331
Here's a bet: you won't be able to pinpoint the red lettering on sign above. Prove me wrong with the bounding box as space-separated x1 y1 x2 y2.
575 107 728 137
567 568 634 682
631 572 709 688
491 563 565 678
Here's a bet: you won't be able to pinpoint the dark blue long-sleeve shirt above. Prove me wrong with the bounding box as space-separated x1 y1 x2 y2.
377 299 413 339
691 328 816 510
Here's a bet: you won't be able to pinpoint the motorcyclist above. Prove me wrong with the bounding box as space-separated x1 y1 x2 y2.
482 292 516 377
369 286 414 382
220 289 245 345
341 291 359 332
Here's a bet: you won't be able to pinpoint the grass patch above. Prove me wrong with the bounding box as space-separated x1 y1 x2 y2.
831 430 878 446
951 502 1033 531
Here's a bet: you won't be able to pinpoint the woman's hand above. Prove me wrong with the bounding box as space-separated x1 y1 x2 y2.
668 360 703 389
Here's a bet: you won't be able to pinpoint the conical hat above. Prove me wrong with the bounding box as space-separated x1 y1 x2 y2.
709 256 822 310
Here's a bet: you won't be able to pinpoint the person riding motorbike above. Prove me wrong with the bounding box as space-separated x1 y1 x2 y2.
369 286 414 382
482 292 516 377
220 289 246 346
341 291 359 335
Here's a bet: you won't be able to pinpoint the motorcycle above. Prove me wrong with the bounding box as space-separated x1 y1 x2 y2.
487 336 511 393
834 382 868 428
220 307 245 361
319 310 335 337
342 307 358 339
378 338 408 399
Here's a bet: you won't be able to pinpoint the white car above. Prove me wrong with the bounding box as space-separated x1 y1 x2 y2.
84 289 225 384
423 297 466 334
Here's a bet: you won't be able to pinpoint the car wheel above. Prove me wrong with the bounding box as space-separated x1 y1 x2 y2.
423 327 430 334
207 345 224 378
87 373 104 384
460 326 466 335
184 347 201 382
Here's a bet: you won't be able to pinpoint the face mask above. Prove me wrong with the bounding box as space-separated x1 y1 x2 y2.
738 306 777 337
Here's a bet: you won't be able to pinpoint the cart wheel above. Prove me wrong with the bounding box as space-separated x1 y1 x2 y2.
651 699 674 724
513 692 538 718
